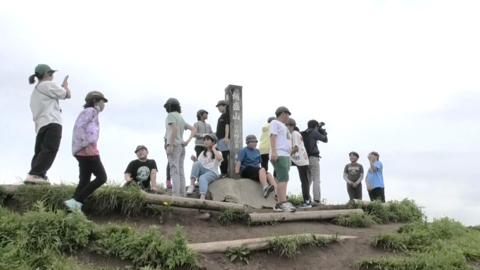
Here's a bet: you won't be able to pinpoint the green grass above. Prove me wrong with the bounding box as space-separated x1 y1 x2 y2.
268 233 338 259
333 212 377 227
0 202 94 269
286 193 304 205
359 217 480 269
217 208 246 226
92 223 198 269
334 199 423 228
0 186 7 205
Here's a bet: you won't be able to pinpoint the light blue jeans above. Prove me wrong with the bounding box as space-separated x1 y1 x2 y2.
190 161 218 195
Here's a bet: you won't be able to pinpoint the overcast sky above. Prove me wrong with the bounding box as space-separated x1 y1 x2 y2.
1 0 479 225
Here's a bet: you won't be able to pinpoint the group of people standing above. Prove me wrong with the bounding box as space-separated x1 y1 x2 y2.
25 63 384 214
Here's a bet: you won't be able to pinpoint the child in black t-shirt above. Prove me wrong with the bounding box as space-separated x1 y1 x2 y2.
124 145 158 192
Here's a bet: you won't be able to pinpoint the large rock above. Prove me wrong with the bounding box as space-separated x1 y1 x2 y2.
207 178 276 209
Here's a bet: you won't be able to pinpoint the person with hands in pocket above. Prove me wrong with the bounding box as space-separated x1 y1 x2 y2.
343 151 364 200
65 91 108 210
270 106 295 212
365 151 385 202
186 134 223 201
25 64 72 184
164 98 196 197
234 134 277 198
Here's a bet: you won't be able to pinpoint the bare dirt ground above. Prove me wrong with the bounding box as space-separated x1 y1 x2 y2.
74 207 402 270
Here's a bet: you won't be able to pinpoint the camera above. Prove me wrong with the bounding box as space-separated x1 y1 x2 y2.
317 121 327 136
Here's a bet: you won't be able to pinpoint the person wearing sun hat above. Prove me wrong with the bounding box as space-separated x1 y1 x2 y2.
234 134 277 199
25 64 72 185
64 90 109 210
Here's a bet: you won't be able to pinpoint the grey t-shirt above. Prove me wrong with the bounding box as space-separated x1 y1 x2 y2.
344 163 364 181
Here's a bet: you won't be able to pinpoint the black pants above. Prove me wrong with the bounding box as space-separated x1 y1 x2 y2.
164 139 170 180
195 146 205 158
73 156 107 203
29 123 62 177
296 165 310 202
347 183 363 200
368 187 385 203
220 151 229 174
261 154 269 172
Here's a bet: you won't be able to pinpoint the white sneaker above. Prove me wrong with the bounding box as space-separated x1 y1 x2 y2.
64 199 83 211
186 185 195 194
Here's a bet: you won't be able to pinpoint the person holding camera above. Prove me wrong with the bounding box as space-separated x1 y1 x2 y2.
25 64 71 184
301 120 328 204
365 151 385 202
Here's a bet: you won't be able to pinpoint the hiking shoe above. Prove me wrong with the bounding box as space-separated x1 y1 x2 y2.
24 174 49 185
263 185 275 198
166 179 172 189
64 199 83 211
194 181 199 187
186 185 195 195
298 200 312 209
273 202 296 212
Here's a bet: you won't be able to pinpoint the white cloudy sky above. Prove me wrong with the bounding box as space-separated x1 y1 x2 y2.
1 1 479 225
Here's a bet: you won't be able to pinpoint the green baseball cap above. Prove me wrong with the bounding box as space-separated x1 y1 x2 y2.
34 64 57 74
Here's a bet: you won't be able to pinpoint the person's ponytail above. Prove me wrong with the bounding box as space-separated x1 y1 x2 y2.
28 74 36 84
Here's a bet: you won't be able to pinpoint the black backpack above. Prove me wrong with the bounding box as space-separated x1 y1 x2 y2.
300 130 313 156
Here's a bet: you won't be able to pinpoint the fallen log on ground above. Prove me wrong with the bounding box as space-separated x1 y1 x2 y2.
188 233 357 254
143 192 246 211
248 209 364 223
348 199 391 207
0 185 246 212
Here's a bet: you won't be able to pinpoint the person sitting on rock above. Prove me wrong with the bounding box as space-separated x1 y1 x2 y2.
234 134 276 198
186 133 223 201
124 145 159 193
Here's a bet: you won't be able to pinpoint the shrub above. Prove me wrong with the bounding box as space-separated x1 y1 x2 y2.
333 212 377 227
286 193 303 205
226 246 250 265
218 208 246 226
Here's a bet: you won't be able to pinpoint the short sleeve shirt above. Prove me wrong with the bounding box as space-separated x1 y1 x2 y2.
165 112 189 146
343 163 364 181
366 161 384 188
269 120 291 157
291 131 309 166
216 113 230 138
198 150 223 176
125 159 158 189
237 147 262 173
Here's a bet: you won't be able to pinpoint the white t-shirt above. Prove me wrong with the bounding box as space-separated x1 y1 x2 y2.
291 131 309 166
269 120 292 157
198 150 223 176
30 81 67 133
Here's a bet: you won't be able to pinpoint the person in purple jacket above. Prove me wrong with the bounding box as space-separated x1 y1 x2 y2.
64 91 108 210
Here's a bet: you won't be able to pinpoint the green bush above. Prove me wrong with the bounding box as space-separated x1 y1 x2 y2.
226 246 250 265
333 212 377 227
218 208 246 226
0 186 7 205
13 184 76 210
361 218 480 269
286 193 303 205
87 184 146 217
92 224 198 269
0 203 94 269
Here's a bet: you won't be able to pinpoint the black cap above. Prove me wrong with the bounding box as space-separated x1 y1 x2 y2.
216 100 227 107
164 98 180 107
135 145 148 153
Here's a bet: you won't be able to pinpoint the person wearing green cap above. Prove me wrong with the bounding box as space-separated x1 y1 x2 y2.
64 91 108 210
25 64 72 184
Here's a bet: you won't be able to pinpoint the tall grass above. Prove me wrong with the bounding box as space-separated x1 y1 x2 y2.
359 217 480 269
92 224 198 269
268 233 338 258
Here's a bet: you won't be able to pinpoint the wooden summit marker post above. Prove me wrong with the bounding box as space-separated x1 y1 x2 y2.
225 85 243 178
